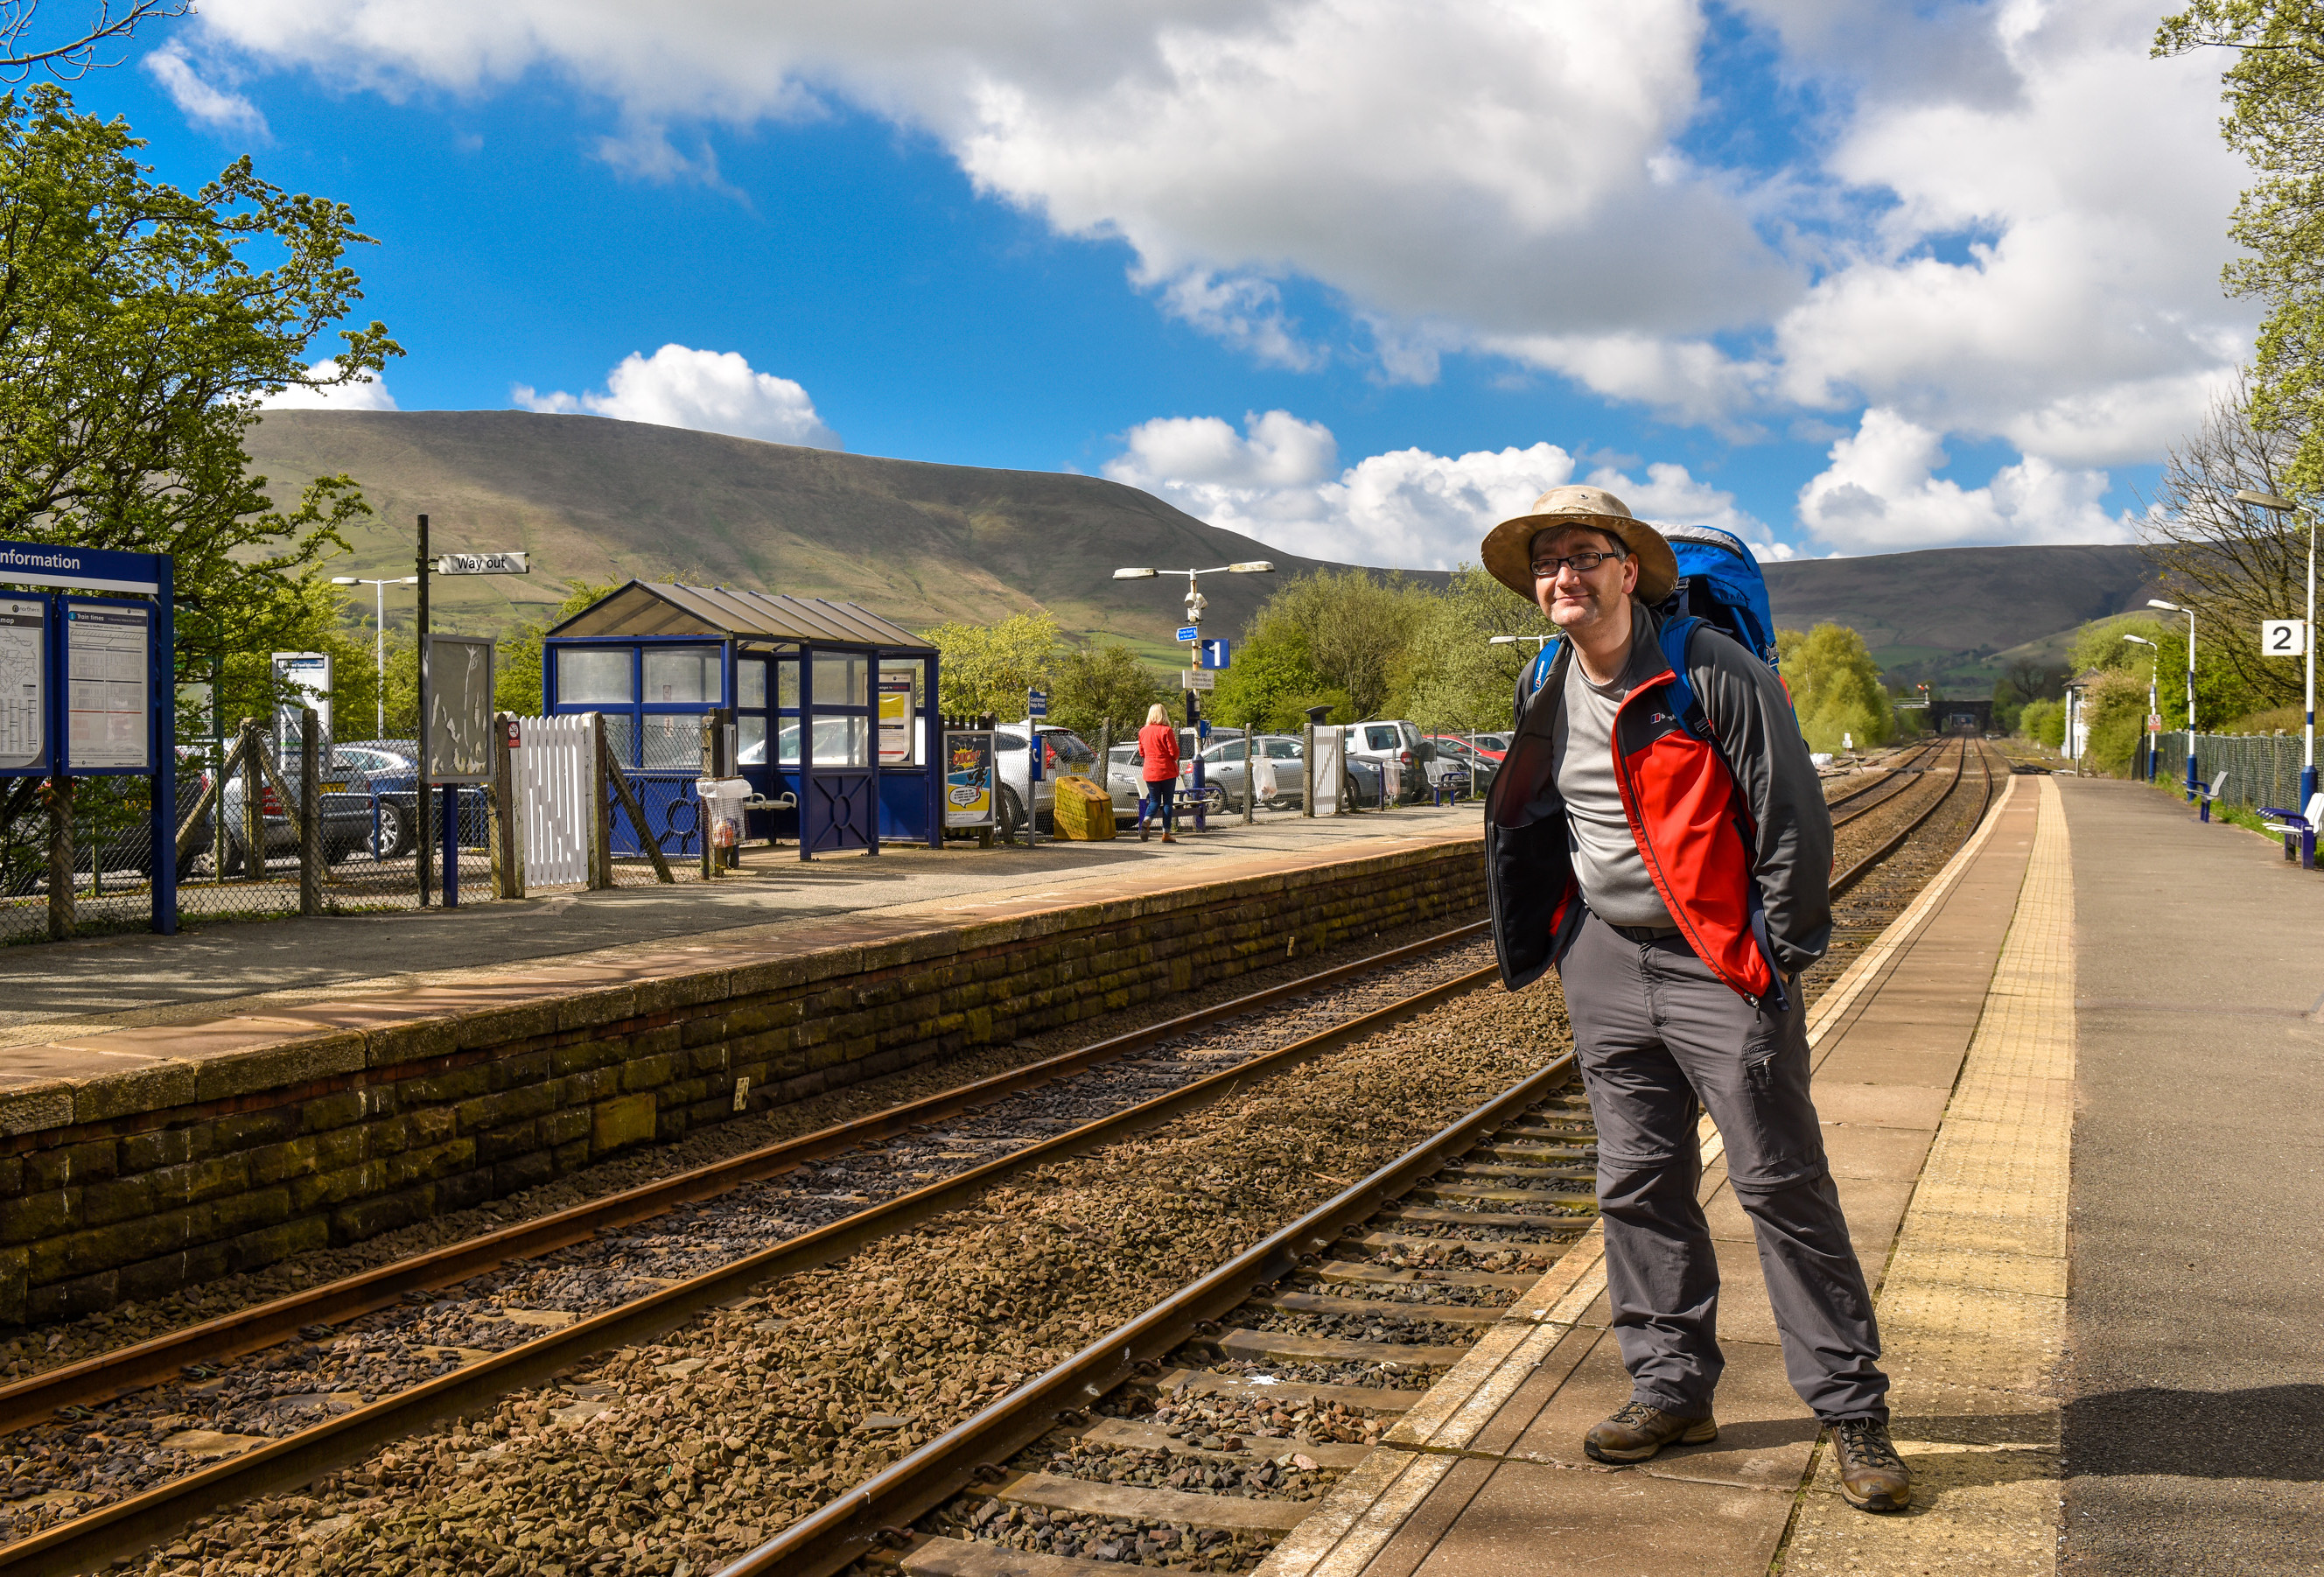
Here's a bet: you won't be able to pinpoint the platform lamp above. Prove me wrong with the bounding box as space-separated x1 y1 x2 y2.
1110 561 1276 831
2121 634 2160 782
330 575 421 738
2233 487 2316 810
2146 599 2200 802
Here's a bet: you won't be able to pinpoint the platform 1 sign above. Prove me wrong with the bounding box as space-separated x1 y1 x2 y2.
2263 618 2307 657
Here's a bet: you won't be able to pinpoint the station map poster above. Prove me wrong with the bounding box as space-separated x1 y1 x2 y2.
423 634 494 785
0 597 45 772
944 731 995 829
66 600 150 769
878 669 915 764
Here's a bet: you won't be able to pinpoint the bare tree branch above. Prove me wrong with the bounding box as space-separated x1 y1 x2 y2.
0 1 189 84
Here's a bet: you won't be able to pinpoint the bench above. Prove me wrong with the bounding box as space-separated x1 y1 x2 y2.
2259 790 2324 869
2197 769 2230 824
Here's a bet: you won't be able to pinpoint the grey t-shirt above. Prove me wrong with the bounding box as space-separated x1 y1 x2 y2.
1552 619 1676 929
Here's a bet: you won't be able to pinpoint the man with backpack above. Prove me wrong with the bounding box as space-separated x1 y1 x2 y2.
1480 485 1913 1513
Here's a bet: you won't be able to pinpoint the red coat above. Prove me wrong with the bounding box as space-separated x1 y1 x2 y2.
1136 723 1180 783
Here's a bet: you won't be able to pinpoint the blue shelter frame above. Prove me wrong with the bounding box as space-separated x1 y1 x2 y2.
541 583 941 859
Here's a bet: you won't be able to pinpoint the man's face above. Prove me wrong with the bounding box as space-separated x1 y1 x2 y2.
1531 525 1638 634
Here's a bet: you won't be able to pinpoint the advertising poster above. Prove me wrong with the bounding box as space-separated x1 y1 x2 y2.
65 600 150 770
423 634 495 785
878 669 915 764
944 730 995 829
0 597 46 773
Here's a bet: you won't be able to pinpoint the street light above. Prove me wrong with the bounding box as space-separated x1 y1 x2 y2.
331 575 420 738
1110 562 1277 831
2233 487 2316 809
2146 599 2199 800
2122 634 2160 782
1488 634 1556 648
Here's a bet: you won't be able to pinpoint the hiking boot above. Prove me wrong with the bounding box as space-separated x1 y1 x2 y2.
1830 1419 1911 1511
1138 824 1150 843
1161 831 1177 844
1583 1402 1717 1464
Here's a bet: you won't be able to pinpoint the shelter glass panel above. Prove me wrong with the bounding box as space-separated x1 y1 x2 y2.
738 658 767 711
601 713 637 767
739 714 767 765
814 716 869 767
776 658 800 711
811 655 866 708
644 646 720 705
640 713 698 770
559 648 632 705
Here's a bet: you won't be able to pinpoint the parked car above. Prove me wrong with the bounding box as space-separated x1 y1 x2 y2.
1424 736 1500 796
1427 733 1505 763
329 739 490 859
215 746 386 871
993 722 1100 836
1194 734 1306 813
1344 720 1432 803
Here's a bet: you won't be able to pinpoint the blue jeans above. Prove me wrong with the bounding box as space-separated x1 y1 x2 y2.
1140 782 1175 829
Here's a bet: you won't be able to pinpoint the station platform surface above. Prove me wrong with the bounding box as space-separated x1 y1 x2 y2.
1263 772 2324 1577
0 803 1479 1051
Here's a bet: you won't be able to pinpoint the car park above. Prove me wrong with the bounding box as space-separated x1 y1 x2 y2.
1344 720 1432 803
1102 732 1226 824
328 739 491 860
992 722 1100 836
1425 735 1501 796
1194 733 1306 812
217 745 397 870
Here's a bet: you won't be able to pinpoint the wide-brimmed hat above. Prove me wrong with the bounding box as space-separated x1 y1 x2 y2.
1480 485 1678 604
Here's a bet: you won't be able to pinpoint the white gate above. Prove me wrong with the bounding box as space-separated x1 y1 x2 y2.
514 713 595 887
1309 727 1345 815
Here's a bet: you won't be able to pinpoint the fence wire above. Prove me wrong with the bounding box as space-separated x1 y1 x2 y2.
2151 732 2311 811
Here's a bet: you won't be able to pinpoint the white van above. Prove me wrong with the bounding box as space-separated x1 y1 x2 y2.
1343 720 1432 803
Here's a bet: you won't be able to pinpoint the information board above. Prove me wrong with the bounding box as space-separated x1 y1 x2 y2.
0 597 45 772
877 669 915 764
273 651 332 748
66 600 150 769
423 634 495 785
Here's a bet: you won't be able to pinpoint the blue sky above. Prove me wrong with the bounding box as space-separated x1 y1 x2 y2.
72 1 2253 569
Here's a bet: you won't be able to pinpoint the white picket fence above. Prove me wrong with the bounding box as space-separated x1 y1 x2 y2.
514 713 595 887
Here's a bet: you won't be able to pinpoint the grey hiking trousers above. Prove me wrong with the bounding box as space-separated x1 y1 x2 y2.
1559 912 1888 1423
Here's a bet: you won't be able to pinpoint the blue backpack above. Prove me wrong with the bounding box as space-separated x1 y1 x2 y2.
1515 522 1782 726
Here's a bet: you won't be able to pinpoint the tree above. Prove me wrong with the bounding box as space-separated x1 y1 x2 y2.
493 581 620 718
1386 565 1553 732
0 1 189 82
1777 624 1894 753
924 611 1062 718
1208 623 1348 732
2156 6 2324 492
2138 373 2307 711
1048 642 1163 742
2019 697 2067 749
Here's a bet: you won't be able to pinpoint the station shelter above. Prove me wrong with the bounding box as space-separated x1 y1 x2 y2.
541 582 941 859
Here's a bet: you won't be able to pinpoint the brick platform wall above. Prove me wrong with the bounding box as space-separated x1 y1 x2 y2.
0 838 1484 1325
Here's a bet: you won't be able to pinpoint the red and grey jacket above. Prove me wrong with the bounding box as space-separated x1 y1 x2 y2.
1484 607 1832 1009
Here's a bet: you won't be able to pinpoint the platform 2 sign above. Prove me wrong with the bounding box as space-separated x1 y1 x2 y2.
2263 619 2308 657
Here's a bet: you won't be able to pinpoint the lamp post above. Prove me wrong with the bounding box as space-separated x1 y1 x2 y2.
1111 561 1275 831
2122 634 2160 781
2147 599 2199 800
2233 487 2316 809
331 574 420 738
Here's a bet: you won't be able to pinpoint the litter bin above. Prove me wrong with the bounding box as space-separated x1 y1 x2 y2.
1051 774 1116 841
695 776 752 869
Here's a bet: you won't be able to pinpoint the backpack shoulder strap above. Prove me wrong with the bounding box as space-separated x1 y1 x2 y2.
1515 639 1561 717
1656 616 1706 731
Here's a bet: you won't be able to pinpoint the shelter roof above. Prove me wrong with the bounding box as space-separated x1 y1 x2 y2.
545 581 930 650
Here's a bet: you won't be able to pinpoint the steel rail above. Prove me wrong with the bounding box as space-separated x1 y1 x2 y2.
0 919 1486 1440
1824 739 1944 822
0 954 1505 1575
714 1054 1579 1577
1830 740 1990 900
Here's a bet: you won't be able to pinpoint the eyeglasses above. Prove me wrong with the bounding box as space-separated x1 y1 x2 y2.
1530 550 1623 578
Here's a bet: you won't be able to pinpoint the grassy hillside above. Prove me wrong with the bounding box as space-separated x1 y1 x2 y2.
246 410 2155 688
1762 543 2160 690
242 410 1443 648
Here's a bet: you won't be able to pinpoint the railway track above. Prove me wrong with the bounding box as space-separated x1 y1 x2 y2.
4 747 2011 1576
1823 739 1945 827
0 927 1502 1575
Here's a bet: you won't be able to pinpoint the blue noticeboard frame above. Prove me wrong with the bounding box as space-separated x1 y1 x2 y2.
0 540 176 935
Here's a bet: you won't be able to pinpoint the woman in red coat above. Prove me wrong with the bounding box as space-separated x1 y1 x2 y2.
1136 703 1180 844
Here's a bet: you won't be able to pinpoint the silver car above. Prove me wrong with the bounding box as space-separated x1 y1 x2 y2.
1103 734 1224 823
1196 734 1306 812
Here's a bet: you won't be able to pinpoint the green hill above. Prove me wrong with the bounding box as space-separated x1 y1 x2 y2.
245 410 2157 688
242 410 1428 656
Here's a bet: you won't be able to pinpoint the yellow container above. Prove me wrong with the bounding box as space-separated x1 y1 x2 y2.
1051 774 1117 841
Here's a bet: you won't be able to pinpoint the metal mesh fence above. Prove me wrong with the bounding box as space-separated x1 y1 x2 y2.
2152 732 2310 810
0 711 727 945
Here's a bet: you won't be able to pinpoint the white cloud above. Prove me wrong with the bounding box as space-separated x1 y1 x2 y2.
190 0 2254 543
1106 410 1783 569
514 344 840 448
144 43 269 138
1795 408 2133 554
258 359 396 410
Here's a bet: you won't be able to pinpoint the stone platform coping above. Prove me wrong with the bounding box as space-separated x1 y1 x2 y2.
0 829 1479 1143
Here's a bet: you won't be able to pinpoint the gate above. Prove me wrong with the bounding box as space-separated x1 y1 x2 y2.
514 713 593 887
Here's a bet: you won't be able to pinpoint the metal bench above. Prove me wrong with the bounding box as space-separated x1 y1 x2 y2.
2196 769 2230 824
2259 790 2324 868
